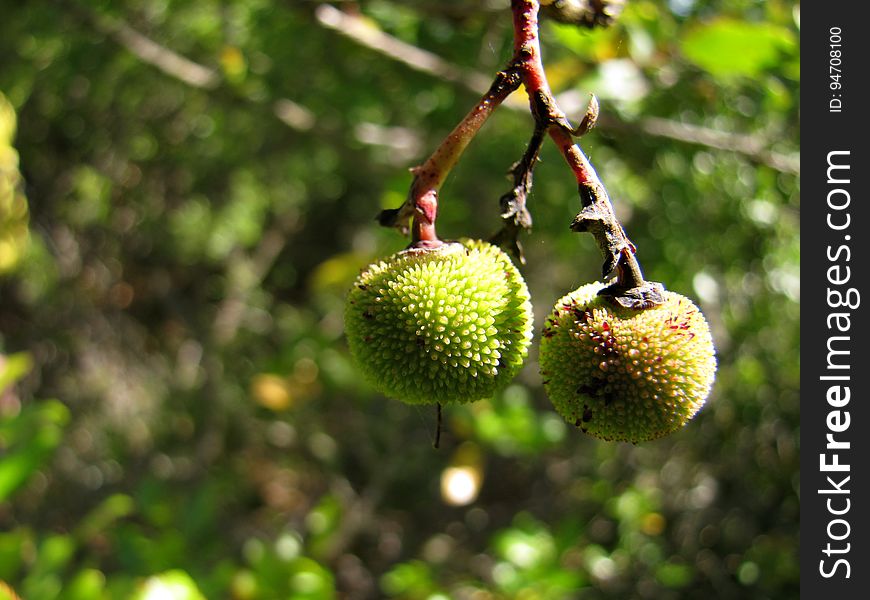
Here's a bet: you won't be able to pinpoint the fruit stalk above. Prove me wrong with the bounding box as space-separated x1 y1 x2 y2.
379 69 522 245
510 0 662 308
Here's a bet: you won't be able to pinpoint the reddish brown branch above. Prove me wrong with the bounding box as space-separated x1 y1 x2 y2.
379 69 522 245
512 0 551 96
509 0 662 307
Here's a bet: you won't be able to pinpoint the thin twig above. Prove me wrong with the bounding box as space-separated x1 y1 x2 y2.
314 4 492 94
489 125 545 263
65 0 319 133
88 11 220 89
213 226 289 344
434 403 443 449
599 114 801 175
540 0 626 27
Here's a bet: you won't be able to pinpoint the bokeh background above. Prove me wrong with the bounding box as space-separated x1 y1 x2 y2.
1 0 799 598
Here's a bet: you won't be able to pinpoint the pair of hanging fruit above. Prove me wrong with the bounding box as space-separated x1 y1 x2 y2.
344 0 716 444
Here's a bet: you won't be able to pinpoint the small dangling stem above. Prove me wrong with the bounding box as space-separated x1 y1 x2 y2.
433 403 443 449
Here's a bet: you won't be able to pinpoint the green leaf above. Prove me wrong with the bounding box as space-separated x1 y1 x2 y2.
59 569 107 600
75 493 135 542
680 19 796 77
289 557 335 599
0 400 69 502
0 582 22 600
656 561 694 588
0 352 31 393
380 560 437 598
23 533 76 598
305 494 343 557
492 515 556 571
0 528 32 581
132 570 207 600
547 20 622 60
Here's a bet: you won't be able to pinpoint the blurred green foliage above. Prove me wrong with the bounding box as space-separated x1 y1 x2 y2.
1 0 798 598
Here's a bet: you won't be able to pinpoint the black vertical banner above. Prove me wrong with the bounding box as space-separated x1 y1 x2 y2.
802 2 870 597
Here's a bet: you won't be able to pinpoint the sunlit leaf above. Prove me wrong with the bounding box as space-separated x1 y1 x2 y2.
0 352 31 393
60 569 106 600
492 515 556 571
680 18 796 77
289 557 335 599
0 581 22 600
381 561 437 598
133 570 207 600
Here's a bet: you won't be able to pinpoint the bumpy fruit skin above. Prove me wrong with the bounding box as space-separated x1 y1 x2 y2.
345 239 533 405
540 281 716 442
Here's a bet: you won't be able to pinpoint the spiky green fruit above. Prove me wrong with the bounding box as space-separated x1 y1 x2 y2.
345 239 533 405
540 281 716 442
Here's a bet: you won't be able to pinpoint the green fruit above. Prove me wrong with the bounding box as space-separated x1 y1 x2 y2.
540 281 716 442
345 239 533 405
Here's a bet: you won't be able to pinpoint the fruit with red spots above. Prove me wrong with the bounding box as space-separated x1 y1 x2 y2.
539 281 716 442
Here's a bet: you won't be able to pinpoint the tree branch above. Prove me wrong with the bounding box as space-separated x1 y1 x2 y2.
378 68 523 245
87 11 220 90
64 0 318 133
599 113 800 175
314 4 492 95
